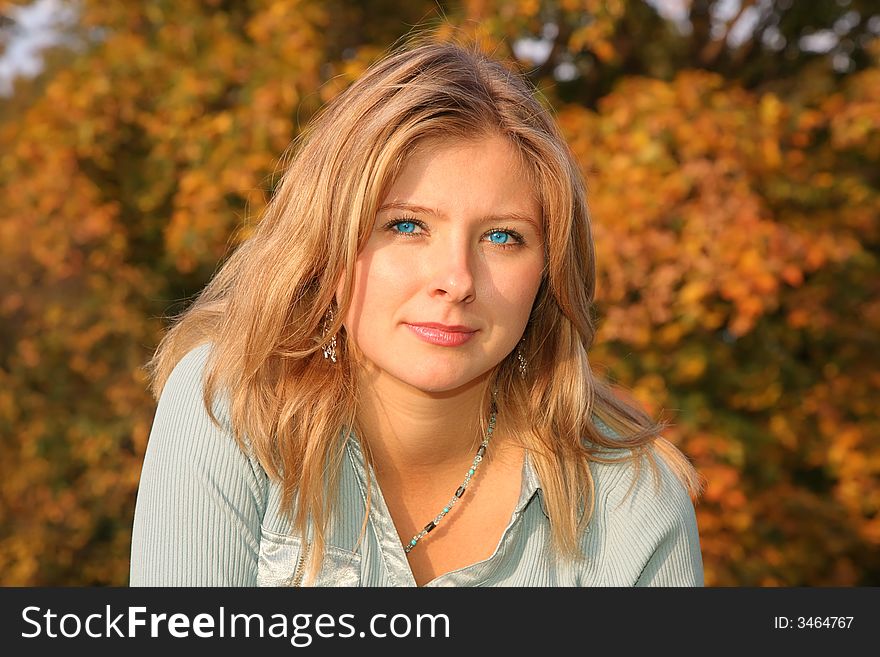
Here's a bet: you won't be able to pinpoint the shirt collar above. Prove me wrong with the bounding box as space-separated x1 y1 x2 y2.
520 450 550 520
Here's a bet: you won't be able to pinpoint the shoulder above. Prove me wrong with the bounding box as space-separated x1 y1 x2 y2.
582 417 703 585
146 341 266 488
585 416 699 554
159 342 214 411
593 449 694 523
586 416 693 517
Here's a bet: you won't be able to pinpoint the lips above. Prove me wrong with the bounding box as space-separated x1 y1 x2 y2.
404 322 477 347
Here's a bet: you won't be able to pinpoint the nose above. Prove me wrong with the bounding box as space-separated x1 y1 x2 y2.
428 235 476 304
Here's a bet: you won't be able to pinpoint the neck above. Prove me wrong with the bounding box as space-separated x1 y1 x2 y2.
353 365 494 479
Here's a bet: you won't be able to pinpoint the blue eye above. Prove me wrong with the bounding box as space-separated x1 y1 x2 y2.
487 231 511 244
383 218 424 235
394 221 417 234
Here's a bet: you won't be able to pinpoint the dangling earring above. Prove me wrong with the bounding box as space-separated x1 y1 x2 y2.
516 337 527 378
322 304 337 363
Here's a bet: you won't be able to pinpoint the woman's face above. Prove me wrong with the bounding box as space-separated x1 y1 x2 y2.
340 134 545 394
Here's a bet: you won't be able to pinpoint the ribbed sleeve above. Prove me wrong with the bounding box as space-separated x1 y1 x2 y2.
129 344 269 586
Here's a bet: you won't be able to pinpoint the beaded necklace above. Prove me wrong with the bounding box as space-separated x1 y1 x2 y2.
403 405 496 554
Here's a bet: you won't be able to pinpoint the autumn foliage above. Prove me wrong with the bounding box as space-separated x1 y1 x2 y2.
1 0 878 585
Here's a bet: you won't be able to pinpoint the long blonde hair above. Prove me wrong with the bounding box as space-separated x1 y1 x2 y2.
146 39 703 579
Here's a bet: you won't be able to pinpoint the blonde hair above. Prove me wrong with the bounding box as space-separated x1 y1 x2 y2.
146 39 703 581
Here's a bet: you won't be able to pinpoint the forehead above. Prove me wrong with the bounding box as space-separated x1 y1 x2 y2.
403 133 533 178
384 134 540 213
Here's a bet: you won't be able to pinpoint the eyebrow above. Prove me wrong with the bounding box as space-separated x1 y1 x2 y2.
378 201 542 233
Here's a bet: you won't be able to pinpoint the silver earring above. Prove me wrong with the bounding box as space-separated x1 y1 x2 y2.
516 339 527 378
322 305 337 363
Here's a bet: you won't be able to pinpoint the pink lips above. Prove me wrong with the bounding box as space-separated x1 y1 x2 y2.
405 323 477 347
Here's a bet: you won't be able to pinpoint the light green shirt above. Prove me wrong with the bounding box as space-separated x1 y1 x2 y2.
130 343 704 586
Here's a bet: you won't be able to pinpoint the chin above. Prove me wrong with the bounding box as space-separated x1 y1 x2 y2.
390 364 491 395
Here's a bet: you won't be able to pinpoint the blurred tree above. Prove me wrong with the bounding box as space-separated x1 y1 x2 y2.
0 0 877 585
456 0 880 106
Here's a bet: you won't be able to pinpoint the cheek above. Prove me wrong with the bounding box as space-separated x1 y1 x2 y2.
353 255 392 305
344 250 403 332
508 287 541 324
494 263 544 318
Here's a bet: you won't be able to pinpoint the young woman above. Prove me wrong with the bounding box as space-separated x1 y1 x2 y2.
130 40 704 587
